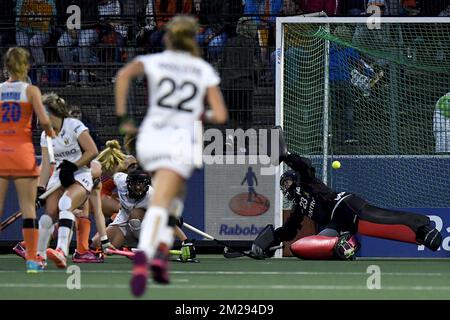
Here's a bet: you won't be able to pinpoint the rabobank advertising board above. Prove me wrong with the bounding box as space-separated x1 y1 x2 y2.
205 158 275 240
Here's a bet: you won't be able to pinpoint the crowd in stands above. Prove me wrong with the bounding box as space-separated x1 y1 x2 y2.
0 0 449 86
0 0 448 150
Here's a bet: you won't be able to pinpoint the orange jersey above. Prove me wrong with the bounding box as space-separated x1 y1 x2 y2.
101 176 117 197
0 80 39 177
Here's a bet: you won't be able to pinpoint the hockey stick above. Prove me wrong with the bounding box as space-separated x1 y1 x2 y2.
223 244 284 259
105 248 182 259
0 183 61 232
182 222 264 260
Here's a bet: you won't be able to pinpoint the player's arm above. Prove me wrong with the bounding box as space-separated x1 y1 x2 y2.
27 85 55 137
89 161 116 252
274 204 305 242
115 59 145 134
284 153 316 183
204 86 228 124
74 131 99 168
39 146 51 188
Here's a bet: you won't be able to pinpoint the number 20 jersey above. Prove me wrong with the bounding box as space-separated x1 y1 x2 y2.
0 80 33 141
0 80 40 176
136 50 220 129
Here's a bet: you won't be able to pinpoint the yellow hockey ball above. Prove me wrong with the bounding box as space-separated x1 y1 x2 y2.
332 161 341 169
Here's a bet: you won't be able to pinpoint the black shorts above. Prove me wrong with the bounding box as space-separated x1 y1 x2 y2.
324 194 367 233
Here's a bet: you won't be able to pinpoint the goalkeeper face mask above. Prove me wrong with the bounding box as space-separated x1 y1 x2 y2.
280 170 298 201
126 168 151 201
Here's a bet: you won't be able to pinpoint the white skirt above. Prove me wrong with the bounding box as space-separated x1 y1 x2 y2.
47 168 93 192
136 124 202 179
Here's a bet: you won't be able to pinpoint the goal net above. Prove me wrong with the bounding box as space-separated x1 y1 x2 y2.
275 16 450 210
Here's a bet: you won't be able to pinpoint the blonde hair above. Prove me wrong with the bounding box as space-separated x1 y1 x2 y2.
165 15 201 57
42 92 70 118
4 47 30 81
96 140 126 174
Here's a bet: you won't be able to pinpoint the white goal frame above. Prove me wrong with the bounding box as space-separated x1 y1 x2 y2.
274 15 450 257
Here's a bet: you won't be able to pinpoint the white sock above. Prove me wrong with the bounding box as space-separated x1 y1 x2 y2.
159 218 175 249
37 214 55 259
138 206 168 259
56 210 75 257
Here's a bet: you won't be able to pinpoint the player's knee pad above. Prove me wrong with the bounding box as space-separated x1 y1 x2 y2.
39 214 54 229
58 194 72 212
128 219 141 239
59 210 75 224
169 198 184 218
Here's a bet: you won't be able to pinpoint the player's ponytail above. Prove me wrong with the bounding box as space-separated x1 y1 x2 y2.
42 92 70 118
166 15 201 57
4 47 30 81
96 139 126 174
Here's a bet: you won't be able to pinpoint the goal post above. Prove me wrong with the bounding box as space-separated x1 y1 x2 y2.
275 16 450 242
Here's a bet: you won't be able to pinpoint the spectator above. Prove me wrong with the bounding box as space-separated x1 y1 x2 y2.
433 92 450 153
57 0 99 86
329 26 360 144
197 0 231 63
438 4 450 16
97 0 128 63
298 0 340 16
144 0 193 53
244 0 282 78
218 17 261 129
15 0 56 85
366 0 388 15
345 0 366 15
400 0 421 16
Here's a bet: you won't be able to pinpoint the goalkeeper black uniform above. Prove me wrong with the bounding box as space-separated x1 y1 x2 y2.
251 152 442 260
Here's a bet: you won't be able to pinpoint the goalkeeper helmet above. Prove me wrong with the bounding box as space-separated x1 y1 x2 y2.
126 166 151 201
280 170 298 201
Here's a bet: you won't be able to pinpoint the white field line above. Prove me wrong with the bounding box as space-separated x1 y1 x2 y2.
0 283 450 291
0 270 447 277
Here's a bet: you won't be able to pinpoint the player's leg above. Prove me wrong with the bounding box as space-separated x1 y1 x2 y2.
357 203 442 251
124 208 145 248
132 169 185 293
0 177 9 220
101 195 120 218
37 188 62 262
14 177 42 272
48 183 88 268
337 194 442 251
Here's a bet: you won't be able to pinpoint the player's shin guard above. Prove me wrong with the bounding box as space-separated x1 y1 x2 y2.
137 206 168 259
37 214 55 259
22 219 38 261
290 235 338 260
57 211 75 257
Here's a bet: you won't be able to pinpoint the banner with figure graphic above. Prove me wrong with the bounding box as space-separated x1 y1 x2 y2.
204 158 276 240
